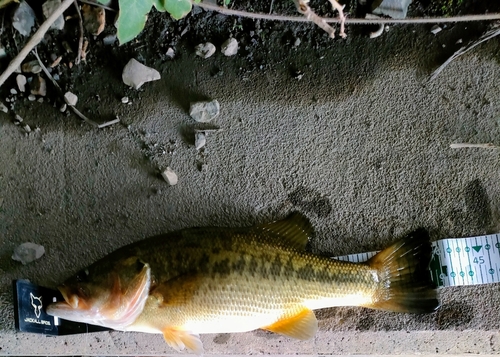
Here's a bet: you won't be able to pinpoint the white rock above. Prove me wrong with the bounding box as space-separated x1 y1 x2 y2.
21 60 42 74
16 75 27 92
0 102 7 113
195 42 216 59
12 1 35 37
23 124 31 133
166 47 175 59
59 103 67 112
122 58 161 90
64 91 78 106
121 96 129 104
189 100 220 123
221 38 238 56
161 167 178 185
195 132 206 150
372 0 411 19
10 88 17 95
12 242 45 265
28 94 36 101
103 34 117 46
42 0 65 30
431 25 442 35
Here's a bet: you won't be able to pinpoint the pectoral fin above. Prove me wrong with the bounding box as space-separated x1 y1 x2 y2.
162 327 204 355
262 307 318 340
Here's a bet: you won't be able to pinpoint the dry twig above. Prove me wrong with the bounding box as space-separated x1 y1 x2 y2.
0 0 74 87
195 3 500 24
450 143 499 149
74 0 84 65
32 49 119 129
430 27 500 81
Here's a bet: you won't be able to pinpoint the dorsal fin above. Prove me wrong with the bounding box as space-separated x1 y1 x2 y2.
256 212 313 250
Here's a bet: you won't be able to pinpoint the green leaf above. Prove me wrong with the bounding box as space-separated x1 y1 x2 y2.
152 0 167 11
163 0 192 20
96 0 110 4
116 0 154 45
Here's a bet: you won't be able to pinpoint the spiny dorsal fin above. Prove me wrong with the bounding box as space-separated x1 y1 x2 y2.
256 212 313 250
262 307 318 340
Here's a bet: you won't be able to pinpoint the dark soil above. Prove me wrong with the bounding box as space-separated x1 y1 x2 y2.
0 0 498 128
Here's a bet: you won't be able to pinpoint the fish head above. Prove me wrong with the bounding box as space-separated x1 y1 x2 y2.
47 256 151 330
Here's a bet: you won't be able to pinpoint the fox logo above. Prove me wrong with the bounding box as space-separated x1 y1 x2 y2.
30 293 42 318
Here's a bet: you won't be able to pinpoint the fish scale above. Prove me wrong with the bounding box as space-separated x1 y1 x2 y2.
129 235 380 334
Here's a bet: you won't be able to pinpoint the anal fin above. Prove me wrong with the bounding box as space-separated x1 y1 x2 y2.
262 307 318 340
163 327 204 355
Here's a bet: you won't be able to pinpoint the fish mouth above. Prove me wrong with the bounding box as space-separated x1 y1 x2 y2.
46 286 89 320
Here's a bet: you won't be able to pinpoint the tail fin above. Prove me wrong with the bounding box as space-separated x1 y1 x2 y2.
366 228 439 313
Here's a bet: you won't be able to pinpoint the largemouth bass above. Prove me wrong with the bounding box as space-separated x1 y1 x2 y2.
47 213 439 353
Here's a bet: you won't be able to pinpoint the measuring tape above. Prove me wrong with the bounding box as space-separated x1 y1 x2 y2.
335 233 500 288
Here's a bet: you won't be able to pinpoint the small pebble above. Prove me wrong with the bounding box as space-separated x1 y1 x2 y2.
30 75 47 97
122 58 161 90
37 98 43 103
82 4 105 36
103 34 117 46
431 25 442 35
42 0 65 30
195 42 216 59
121 96 129 104
59 103 67 112
10 88 17 95
64 91 78 106
221 38 238 56
16 75 27 92
166 47 175 59
0 102 8 113
195 132 206 150
189 100 220 123
23 124 31 133
161 167 178 185
12 242 45 265
21 60 42 74
28 94 36 101
15 114 23 122
12 1 36 37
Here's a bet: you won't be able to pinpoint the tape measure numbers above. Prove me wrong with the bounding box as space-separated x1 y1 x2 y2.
335 233 500 288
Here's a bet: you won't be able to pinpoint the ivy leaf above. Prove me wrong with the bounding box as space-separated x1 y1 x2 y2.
163 0 192 20
116 0 154 45
152 0 167 11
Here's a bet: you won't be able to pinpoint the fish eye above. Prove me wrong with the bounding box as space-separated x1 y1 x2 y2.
135 259 145 272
